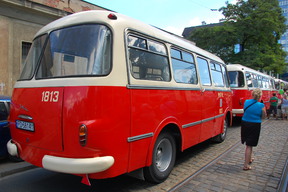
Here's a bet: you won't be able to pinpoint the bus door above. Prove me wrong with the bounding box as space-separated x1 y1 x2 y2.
197 57 215 142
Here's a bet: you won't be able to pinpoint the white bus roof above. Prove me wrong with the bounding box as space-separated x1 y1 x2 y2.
227 64 273 79
274 78 288 84
35 10 224 64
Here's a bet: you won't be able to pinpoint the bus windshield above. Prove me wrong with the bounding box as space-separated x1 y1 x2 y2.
228 71 244 88
19 24 112 80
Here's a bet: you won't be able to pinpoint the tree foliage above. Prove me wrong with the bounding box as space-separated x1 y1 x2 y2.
188 0 287 74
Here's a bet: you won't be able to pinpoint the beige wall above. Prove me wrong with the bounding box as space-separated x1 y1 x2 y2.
30 0 108 13
0 16 43 95
0 17 9 95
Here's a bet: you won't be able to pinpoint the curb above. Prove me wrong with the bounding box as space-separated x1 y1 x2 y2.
0 161 36 178
278 156 288 192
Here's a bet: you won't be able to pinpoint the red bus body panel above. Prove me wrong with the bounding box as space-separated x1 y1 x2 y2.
10 85 231 178
128 89 201 171
231 88 271 117
10 86 131 178
10 87 64 153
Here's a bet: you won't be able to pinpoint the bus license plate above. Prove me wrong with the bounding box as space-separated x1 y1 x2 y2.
16 120 34 132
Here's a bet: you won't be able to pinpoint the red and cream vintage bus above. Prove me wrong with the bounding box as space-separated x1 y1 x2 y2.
227 64 275 117
8 10 232 184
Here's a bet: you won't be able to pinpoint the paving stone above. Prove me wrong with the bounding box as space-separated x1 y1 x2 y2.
172 120 288 192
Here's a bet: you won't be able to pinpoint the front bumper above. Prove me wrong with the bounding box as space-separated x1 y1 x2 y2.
232 109 244 116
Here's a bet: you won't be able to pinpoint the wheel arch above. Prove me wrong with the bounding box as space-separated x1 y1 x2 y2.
145 118 182 167
225 110 232 127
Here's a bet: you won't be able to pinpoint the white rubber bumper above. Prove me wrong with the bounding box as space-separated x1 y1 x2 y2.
42 155 115 174
232 109 244 116
7 139 19 157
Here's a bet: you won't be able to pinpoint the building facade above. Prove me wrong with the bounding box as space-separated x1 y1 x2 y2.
0 0 109 96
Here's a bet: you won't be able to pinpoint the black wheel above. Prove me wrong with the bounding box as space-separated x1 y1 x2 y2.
144 132 176 183
212 118 228 143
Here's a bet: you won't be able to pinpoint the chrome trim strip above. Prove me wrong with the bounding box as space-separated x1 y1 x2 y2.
127 132 154 142
202 117 214 123
218 89 232 92
18 114 33 120
182 120 202 128
215 114 224 119
182 114 224 129
127 84 231 92
127 84 201 91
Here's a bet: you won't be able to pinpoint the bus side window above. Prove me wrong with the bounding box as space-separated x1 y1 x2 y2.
197 57 211 86
246 72 253 87
257 75 263 88
127 35 170 81
252 79 258 87
270 79 275 89
221 65 230 87
210 62 224 87
238 72 245 87
262 78 267 89
171 48 197 84
228 71 245 87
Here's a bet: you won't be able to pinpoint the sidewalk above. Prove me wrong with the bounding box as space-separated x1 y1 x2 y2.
173 119 288 192
0 159 35 178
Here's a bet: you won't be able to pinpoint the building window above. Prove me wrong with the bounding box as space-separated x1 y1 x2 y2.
22 42 32 65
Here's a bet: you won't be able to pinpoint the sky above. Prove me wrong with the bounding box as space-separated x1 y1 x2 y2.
85 0 237 36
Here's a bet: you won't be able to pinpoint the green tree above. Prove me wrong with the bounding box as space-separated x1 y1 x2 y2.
188 0 287 74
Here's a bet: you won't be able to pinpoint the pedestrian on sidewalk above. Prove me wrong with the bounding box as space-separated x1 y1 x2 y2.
241 88 266 171
281 94 288 120
277 91 284 119
267 93 278 119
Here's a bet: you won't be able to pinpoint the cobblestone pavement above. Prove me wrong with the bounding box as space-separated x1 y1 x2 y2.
171 119 288 192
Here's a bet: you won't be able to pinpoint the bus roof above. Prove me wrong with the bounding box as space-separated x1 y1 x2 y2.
227 64 273 79
35 10 224 64
274 78 288 84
